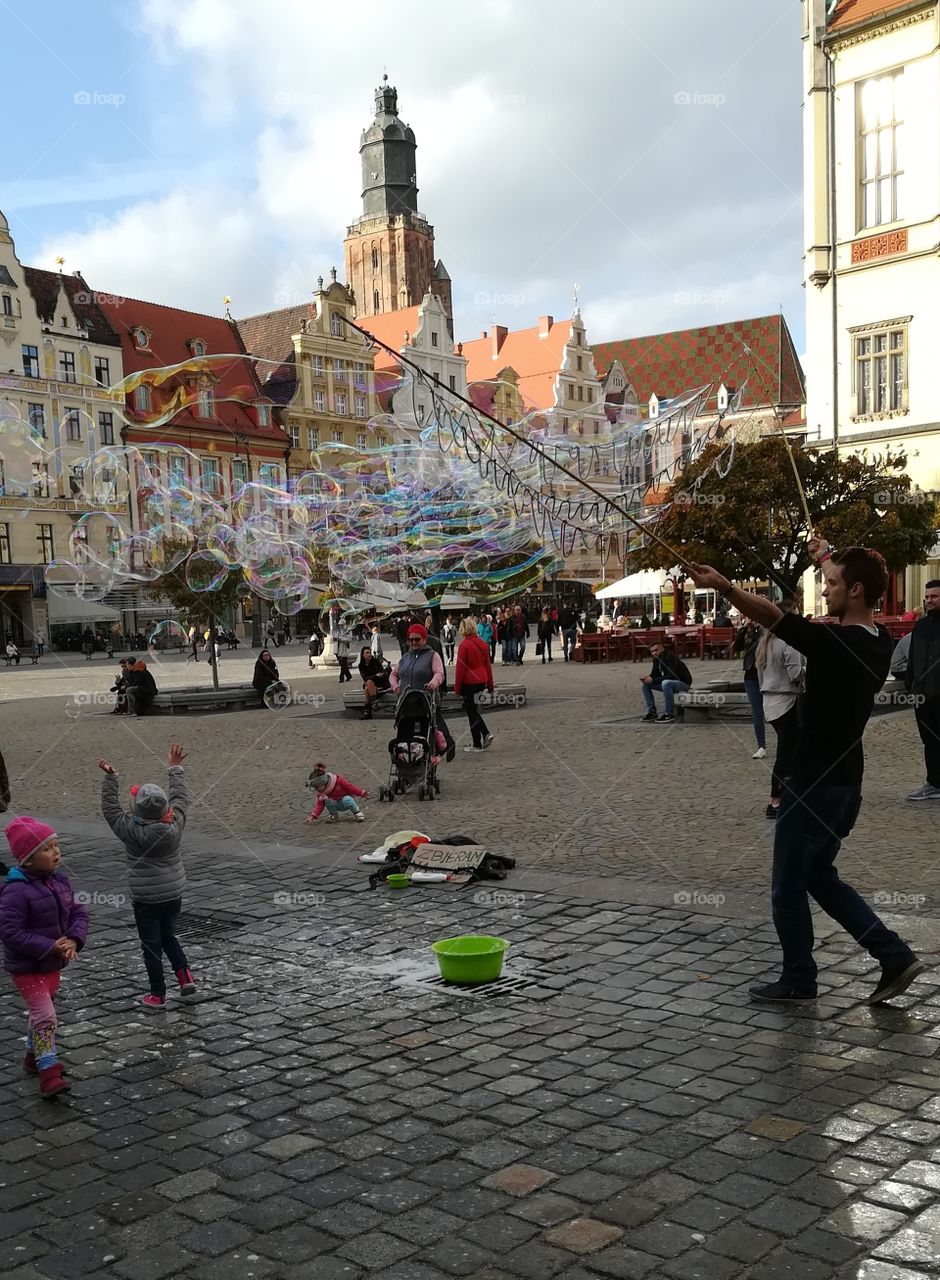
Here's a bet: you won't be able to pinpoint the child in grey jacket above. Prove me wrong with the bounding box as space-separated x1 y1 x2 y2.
99 743 195 1009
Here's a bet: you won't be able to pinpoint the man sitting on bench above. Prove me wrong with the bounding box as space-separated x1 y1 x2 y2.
640 641 692 723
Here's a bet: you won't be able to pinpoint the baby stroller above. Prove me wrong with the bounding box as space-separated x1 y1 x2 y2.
378 688 441 803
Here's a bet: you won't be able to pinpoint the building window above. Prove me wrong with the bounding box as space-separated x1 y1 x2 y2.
59 351 76 383
141 451 159 483
136 384 151 412
357 432 367 449
21 344 39 378
313 354 324 374
576 355 583 371
27 403 45 434
2 295 12 316
331 311 342 337
289 423 300 448
37 523 54 564
200 457 222 496
431 331 439 348
197 390 212 418
106 527 121 561
257 402 270 426
134 327 150 348
854 322 908 415
94 356 110 386
168 455 187 487
577 385 584 401
232 459 249 489
371 246 379 271
32 462 50 498
354 393 366 417
859 71 904 229
308 428 319 449
314 390 325 412
562 417 569 433
0 523 9 564
98 411 114 445
449 375 456 392
65 408 82 442
332 428 344 444
259 463 279 487
191 339 206 357
333 357 346 379
353 361 365 384
373 289 380 311
336 392 347 415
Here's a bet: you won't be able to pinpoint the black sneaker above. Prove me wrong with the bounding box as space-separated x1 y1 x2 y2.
641 712 657 722
869 958 926 1005
656 714 674 723
749 981 816 1003
765 804 779 819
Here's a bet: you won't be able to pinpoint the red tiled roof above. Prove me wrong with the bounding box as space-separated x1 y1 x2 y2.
829 0 922 32
354 307 423 372
23 268 121 347
591 314 805 410
96 294 287 443
236 302 314 405
461 318 572 412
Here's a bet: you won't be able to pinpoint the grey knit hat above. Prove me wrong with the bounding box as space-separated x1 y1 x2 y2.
133 782 169 820
306 768 329 790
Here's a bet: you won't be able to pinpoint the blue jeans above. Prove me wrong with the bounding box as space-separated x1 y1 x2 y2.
642 679 690 716
744 676 765 748
133 898 189 998
562 628 577 659
325 796 360 816
504 636 517 663
772 784 914 990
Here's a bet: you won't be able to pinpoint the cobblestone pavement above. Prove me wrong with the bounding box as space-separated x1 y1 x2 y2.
3 650 940 902
1 827 940 1280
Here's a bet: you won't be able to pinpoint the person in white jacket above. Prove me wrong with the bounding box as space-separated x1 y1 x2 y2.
756 603 806 820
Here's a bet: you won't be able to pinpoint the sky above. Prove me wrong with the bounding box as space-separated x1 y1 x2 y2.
1 0 805 352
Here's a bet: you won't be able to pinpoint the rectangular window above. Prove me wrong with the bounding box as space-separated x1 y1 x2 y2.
577 355 583 371
859 71 904 229
336 392 347 415
27 403 45 434
289 424 300 448
354 361 366 384
59 351 76 383
431 331 439 348
357 432 367 450
577 385 583 401
94 356 110 386
0 522 9 563
136 384 151 412
313 354 324 374
2 295 11 317
355 394 366 417
231 459 249 489
331 312 342 337
854 323 908 415
332 428 344 444
257 402 270 426
169 455 187 487
37 523 54 564
259 463 279 486
314 390 325 412
32 462 50 498
141 450 159 480
200 457 222 496
198 390 212 418
65 408 82 442
562 417 569 433
449 375 456 392
333 357 345 378
98 411 114 445
22 344 39 378
307 427 319 450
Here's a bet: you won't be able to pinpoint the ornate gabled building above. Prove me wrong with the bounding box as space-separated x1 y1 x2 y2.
237 271 386 481
343 78 453 328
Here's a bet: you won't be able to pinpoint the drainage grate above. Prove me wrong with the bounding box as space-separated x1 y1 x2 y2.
414 973 551 999
174 912 248 942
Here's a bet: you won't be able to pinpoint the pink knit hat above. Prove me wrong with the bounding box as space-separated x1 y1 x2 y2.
5 817 57 865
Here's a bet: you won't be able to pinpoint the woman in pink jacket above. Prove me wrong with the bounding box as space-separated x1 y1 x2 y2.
304 763 369 823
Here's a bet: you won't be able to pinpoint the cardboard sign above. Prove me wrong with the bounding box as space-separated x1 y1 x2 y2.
409 843 488 885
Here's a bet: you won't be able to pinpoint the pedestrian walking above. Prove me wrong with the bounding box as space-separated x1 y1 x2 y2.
454 618 494 752
904 579 940 800
442 617 457 664
689 540 926 1005
369 622 384 659
0 817 89 1096
639 642 692 722
308 629 322 669
333 620 353 683
738 621 767 758
305 762 368 823
559 605 579 661
99 743 196 1010
756 603 805 819
537 608 554 663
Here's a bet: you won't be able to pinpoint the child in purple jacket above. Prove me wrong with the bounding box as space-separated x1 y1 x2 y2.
0 817 88 1097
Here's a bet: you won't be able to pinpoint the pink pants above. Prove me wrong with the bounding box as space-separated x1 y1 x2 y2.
12 971 60 1068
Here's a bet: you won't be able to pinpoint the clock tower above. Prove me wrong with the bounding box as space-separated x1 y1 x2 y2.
343 78 452 328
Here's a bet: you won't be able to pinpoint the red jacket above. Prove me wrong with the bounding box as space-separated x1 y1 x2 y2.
309 774 367 819
454 634 494 695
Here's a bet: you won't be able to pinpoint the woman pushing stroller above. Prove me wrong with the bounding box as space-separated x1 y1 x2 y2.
389 624 452 754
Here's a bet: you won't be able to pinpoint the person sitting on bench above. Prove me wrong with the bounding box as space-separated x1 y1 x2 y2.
358 646 392 719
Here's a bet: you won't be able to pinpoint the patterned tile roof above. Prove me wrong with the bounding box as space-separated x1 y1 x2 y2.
829 0 923 32
23 267 122 347
591 314 805 410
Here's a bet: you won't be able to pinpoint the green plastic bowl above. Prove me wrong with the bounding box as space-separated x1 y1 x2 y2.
386 873 410 889
431 935 510 985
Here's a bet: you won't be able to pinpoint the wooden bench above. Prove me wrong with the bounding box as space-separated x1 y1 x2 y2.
342 685 527 716
152 683 263 714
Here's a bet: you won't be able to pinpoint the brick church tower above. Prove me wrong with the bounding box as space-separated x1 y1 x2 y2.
344 77 453 329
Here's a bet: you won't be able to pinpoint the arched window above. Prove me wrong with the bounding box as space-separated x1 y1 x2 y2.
373 290 380 311
371 246 379 272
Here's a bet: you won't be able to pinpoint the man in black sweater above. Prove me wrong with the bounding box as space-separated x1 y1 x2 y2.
639 642 692 722
904 579 940 800
689 538 924 1005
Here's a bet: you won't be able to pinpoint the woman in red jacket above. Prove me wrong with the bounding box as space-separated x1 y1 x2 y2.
454 617 495 752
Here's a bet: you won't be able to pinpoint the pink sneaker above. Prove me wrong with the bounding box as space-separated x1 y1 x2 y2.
176 968 196 996
141 994 166 1010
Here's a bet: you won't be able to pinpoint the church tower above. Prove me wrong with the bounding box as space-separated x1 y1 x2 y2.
344 78 452 328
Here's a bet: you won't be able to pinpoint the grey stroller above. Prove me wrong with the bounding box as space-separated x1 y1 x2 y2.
378 687 441 803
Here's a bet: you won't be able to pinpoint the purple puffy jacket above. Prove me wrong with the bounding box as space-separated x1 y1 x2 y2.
0 868 89 975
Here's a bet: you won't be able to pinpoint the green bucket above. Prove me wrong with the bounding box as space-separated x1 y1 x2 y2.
386 873 410 889
431 935 510 985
